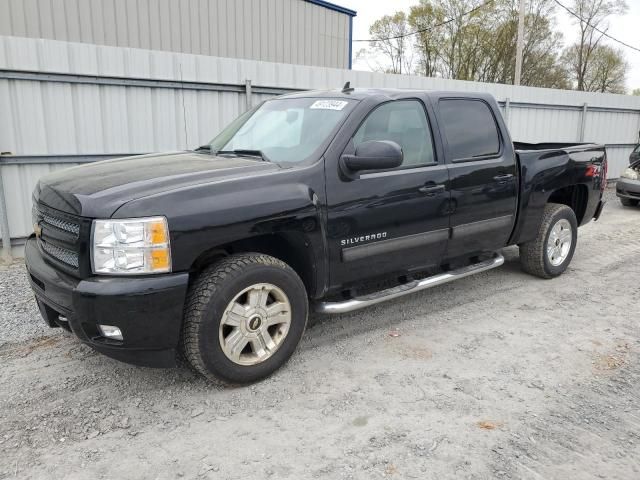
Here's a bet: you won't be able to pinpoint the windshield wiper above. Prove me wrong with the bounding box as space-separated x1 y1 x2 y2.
216 149 270 162
194 144 212 152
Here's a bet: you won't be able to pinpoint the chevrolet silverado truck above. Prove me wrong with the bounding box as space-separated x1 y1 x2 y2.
26 88 607 383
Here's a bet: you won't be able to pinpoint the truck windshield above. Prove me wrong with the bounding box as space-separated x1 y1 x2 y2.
207 97 355 164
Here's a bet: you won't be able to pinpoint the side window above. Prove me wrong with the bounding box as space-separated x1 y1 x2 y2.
438 99 500 160
353 100 435 168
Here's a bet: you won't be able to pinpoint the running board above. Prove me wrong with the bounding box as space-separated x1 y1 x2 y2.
314 253 505 314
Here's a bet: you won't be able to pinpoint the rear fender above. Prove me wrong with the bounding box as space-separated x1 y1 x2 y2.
509 146 605 245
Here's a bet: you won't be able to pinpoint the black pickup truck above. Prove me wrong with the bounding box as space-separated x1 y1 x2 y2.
26 88 607 383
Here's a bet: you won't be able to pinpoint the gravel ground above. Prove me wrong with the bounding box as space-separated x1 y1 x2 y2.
0 262 49 347
1 188 639 480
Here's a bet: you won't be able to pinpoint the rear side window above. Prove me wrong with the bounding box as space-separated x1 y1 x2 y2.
438 99 500 160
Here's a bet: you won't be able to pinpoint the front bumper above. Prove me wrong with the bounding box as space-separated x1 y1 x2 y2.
616 177 640 200
24 236 189 368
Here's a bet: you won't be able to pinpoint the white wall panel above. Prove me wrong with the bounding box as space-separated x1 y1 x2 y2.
584 110 639 144
506 108 583 143
1 162 82 238
0 0 353 69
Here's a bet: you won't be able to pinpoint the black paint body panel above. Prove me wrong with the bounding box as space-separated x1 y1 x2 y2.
509 144 606 245
25 237 189 367
26 88 606 364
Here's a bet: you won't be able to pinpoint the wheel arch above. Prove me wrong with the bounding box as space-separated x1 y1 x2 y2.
546 184 589 225
189 232 320 298
510 182 590 246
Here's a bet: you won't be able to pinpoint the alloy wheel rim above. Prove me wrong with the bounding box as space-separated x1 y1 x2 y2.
547 218 572 267
219 283 292 366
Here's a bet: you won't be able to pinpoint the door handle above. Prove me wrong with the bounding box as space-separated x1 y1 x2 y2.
418 184 445 196
493 174 514 184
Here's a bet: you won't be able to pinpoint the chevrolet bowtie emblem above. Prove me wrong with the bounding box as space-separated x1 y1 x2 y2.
34 223 42 238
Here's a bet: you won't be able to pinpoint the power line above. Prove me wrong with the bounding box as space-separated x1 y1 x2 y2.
353 0 640 54
352 0 495 43
553 0 640 53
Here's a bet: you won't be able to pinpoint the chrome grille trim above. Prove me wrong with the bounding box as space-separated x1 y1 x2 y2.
40 241 80 268
34 206 80 238
35 203 82 270
41 212 80 237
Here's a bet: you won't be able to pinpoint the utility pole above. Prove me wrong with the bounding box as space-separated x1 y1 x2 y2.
514 0 525 86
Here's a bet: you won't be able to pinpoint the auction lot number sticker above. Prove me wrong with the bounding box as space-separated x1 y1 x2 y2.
310 100 349 110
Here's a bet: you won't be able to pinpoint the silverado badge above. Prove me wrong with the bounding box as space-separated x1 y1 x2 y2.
340 232 387 246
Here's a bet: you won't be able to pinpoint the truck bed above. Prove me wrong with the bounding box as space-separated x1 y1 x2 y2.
510 142 606 247
514 141 596 152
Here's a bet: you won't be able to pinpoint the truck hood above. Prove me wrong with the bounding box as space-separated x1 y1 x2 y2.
35 152 280 217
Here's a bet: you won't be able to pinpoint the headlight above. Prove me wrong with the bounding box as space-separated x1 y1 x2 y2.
621 167 639 180
91 217 171 274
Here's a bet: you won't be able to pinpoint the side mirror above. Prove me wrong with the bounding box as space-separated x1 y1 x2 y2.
341 140 403 177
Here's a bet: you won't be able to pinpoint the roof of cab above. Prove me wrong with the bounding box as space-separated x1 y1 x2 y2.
277 88 496 102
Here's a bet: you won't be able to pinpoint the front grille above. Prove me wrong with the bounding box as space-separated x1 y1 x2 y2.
34 203 83 272
40 211 80 237
34 206 80 238
40 240 80 268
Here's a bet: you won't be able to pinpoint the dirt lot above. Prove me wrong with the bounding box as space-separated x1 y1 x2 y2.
1 188 639 480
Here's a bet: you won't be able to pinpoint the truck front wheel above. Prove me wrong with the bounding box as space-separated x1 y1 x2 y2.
519 203 578 279
181 253 308 383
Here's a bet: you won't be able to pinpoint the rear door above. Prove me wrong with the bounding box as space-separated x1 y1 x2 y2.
325 96 450 289
434 96 517 257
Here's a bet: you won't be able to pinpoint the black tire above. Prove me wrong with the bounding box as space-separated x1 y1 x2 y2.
519 203 578 279
181 253 308 383
620 197 639 207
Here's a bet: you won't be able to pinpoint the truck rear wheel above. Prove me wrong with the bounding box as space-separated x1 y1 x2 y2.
519 203 578 279
181 253 308 383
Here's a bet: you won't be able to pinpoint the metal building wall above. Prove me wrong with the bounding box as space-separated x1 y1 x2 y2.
0 0 353 69
1 36 640 250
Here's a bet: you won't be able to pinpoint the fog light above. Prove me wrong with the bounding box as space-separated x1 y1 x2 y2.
97 325 123 341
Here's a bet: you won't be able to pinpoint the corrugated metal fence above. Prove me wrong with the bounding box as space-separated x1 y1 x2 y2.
0 0 353 69
1 35 639 255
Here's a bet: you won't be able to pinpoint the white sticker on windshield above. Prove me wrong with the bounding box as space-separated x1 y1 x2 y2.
310 100 349 111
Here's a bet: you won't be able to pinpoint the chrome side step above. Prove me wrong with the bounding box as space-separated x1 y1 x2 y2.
314 253 504 314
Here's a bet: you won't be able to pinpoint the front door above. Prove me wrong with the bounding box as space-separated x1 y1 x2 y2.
325 98 450 289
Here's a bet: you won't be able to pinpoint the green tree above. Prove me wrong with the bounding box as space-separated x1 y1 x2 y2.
633 88 640 96
408 3 445 77
436 0 497 81
566 0 628 91
567 44 627 93
471 0 568 88
368 12 414 74
402 0 569 88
